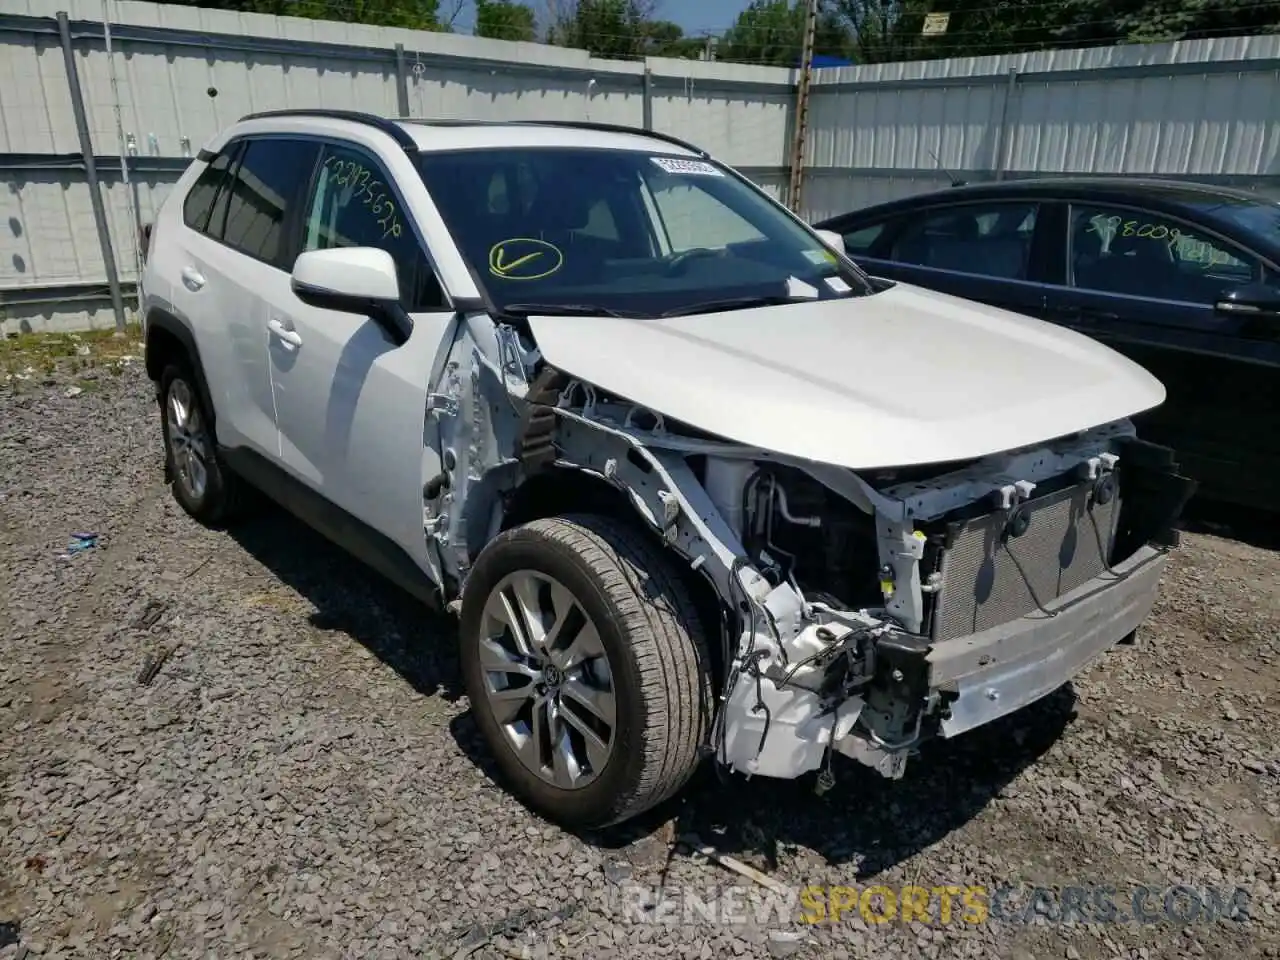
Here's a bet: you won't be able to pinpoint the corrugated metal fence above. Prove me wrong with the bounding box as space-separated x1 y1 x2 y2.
803 35 1280 221
2 0 1278 333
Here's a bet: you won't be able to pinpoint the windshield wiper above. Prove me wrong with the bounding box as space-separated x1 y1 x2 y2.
499 302 643 319
659 294 813 318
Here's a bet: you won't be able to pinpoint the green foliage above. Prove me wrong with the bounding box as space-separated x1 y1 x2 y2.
475 0 536 42
154 0 445 31
833 0 1280 62
149 0 1280 63
717 0 852 67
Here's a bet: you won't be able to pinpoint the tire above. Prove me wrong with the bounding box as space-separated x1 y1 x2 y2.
158 361 250 527
459 514 714 830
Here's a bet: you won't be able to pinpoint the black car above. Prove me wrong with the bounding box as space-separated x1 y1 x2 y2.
815 177 1280 513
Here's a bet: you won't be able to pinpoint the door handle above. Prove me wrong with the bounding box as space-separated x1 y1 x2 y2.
267 317 302 348
180 266 206 291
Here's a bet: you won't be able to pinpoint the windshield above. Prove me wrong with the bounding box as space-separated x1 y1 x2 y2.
415 146 874 317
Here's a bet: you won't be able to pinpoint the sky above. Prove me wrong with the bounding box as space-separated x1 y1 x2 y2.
453 0 752 38
660 0 750 36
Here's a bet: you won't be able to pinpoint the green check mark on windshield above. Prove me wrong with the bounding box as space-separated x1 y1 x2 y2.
495 248 542 274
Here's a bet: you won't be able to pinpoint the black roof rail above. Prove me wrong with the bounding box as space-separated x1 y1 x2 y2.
237 109 418 152
395 116 710 158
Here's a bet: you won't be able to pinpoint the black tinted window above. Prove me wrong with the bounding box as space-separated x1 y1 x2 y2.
1070 205 1260 303
892 202 1038 280
841 222 885 254
221 137 319 267
301 143 446 310
182 150 233 233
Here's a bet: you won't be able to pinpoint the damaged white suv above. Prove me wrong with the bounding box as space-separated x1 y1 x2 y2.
140 110 1195 829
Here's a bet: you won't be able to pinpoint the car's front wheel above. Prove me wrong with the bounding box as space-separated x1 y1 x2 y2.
459 515 713 830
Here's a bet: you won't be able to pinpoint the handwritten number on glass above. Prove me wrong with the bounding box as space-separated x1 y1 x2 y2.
325 156 402 241
1084 214 1241 269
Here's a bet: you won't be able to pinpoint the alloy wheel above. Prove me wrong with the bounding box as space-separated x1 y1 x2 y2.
476 570 617 789
166 377 210 502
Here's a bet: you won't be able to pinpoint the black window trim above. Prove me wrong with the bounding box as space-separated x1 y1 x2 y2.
301 135 453 312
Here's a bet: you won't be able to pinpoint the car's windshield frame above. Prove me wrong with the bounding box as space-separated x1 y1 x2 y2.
412 144 876 318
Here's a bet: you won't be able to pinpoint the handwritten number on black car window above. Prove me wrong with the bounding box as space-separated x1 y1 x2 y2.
325 155 402 241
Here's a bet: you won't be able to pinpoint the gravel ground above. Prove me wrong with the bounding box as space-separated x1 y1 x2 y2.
2 350 1278 960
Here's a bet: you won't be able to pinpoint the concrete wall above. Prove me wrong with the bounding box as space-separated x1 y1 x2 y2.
2 0 1278 333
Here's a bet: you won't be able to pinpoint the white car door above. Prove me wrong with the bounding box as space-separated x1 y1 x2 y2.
163 138 313 459
267 139 457 580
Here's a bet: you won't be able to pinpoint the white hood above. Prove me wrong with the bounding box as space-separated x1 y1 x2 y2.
527 281 1167 470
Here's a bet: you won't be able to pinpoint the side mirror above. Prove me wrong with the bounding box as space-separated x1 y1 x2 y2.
291 247 411 343
815 229 846 256
1214 283 1280 318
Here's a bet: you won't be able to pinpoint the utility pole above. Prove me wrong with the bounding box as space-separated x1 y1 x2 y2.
787 0 819 214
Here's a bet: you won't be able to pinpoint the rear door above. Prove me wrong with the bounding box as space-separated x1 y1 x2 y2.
837 199 1049 319
163 141 275 457
170 135 320 458
1044 201 1280 507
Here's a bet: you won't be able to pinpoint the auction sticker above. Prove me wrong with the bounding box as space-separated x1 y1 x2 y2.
651 157 724 176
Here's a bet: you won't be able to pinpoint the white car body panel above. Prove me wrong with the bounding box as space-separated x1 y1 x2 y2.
153 158 278 460
268 298 454 574
527 280 1167 470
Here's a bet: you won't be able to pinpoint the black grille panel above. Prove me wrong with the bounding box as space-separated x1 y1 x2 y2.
930 481 1119 643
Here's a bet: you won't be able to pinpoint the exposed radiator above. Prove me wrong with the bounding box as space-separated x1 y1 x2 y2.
930 480 1120 643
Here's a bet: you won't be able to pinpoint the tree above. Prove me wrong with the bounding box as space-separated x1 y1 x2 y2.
153 0 444 31
717 0 852 68
475 0 537 41
850 0 1280 62
544 0 655 57
641 19 706 58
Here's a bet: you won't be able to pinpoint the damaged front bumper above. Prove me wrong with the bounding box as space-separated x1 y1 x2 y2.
929 542 1166 738
711 437 1192 785
715 544 1169 781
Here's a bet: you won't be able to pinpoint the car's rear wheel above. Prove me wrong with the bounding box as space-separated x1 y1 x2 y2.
159 362 249 526
459 514 713 829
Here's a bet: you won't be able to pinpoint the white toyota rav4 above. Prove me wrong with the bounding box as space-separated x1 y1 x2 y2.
140 110 1195 829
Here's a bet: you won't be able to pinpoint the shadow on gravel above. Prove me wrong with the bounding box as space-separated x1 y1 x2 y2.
223 507 1080 875
226 511 464 702
610 685 1077 875
1179 500 1280 553
450 677 1079 875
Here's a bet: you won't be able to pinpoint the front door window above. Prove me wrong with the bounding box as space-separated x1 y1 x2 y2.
1068 205 1261 304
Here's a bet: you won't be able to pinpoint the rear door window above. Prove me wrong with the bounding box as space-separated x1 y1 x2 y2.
219 137 321 269
890 202 1039 280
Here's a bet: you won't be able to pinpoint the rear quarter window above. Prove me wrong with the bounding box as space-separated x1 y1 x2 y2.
182 150 234 233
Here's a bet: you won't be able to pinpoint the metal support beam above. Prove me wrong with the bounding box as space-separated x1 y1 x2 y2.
993 67 1019 181
642 66 654 130
56 10 126 334
394 42 411 117
786 0 818 214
